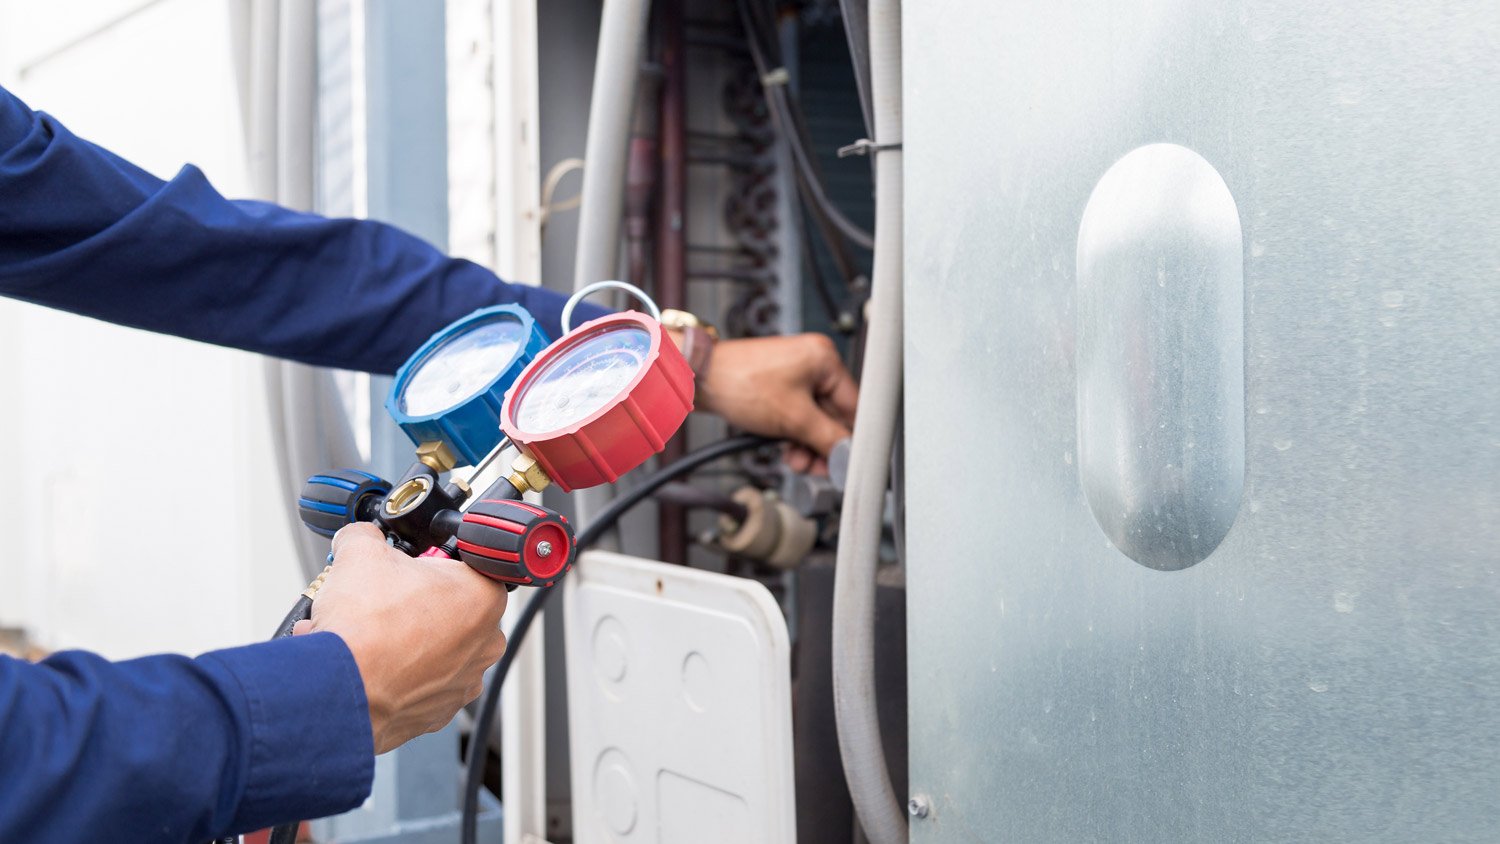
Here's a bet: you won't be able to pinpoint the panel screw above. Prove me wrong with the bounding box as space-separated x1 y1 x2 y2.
536 541 553 558
908 795 931 819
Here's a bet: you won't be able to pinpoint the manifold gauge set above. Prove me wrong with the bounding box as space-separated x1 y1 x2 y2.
296 304 694 588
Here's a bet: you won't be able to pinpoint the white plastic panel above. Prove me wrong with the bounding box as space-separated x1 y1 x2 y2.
565 551 795 844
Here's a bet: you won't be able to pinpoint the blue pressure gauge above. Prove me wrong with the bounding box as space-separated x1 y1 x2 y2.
386 305 550 467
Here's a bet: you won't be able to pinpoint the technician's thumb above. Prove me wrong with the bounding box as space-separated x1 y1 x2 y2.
291 619 315 636
331 522 386 562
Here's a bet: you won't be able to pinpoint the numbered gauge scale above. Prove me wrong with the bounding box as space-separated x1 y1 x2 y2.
502 311 695 491
386 304 550 467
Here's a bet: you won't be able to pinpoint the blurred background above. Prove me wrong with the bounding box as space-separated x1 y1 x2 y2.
0 0 298 658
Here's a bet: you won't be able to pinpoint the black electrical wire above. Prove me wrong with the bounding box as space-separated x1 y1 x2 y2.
732 6 870 373
801 200 862 338
780 94 875 252
792 145 864 290
460 435 773 844
735 0 875 257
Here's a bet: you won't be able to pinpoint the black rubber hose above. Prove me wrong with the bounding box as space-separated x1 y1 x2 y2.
271 596 313 640
459 435 773 844
801 212 851 331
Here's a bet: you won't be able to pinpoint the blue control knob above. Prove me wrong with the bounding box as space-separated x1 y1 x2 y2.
298 469 391 537
386 305 550 466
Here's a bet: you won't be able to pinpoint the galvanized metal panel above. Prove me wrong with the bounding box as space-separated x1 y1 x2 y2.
903 1 1500 840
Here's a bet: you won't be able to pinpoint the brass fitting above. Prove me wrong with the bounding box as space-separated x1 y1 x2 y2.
302 565 334 600
717 487 778 559
384 475 433 517
716 486 817 569
415 440 458 474
507 452 552 494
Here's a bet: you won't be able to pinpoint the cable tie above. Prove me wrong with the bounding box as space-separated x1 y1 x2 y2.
761 67 790 88
837 138 903 158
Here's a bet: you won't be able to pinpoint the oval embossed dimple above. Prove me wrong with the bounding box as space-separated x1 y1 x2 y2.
1076 143 1245 571
592 615 630 695
592 747 639 835
681 651 713 713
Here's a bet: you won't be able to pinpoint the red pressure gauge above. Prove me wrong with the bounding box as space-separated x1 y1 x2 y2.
501 311 695 491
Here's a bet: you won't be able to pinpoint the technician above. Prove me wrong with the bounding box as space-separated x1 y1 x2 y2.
0 84 856 842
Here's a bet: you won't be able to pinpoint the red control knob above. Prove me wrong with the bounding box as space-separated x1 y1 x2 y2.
501 311 694 491
455 499 576 587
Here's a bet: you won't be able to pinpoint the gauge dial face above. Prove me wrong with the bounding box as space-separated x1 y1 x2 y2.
400 318 526 417
512 325 652 434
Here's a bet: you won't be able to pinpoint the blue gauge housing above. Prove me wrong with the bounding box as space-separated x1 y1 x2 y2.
386 305 551 466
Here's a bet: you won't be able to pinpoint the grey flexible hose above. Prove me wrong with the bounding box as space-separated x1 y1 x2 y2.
569 0 654 546
240 0 363 582
572 0 652 292
831 0 908 841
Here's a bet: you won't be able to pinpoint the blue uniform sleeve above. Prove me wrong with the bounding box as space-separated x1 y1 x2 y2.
0 84 607 373
0 632 374 843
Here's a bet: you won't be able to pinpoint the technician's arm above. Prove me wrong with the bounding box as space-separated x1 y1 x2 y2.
0 85 605 373
0 634 373 843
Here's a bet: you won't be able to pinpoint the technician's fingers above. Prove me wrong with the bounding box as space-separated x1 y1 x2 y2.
291 619 315 636
414 555 511 626
816 368 859 428
808 336 859 427
792 398 853 458
784 443 815 473
783 444 829 476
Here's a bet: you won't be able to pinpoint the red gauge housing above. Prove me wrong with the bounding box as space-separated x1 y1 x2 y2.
501 311 695 491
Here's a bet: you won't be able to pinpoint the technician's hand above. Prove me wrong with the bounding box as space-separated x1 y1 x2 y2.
292 524 508 755
686 332 858 473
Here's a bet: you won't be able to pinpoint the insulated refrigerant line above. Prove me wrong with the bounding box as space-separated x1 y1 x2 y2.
571 0 655 548
831 0 908 840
